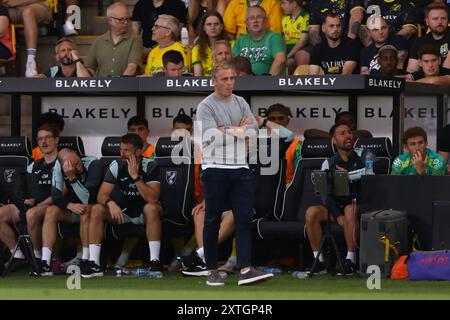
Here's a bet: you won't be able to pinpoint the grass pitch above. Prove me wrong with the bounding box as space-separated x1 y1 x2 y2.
0 271 449 300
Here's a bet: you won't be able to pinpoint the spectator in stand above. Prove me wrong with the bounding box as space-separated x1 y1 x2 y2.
232 6 286 75
362 0 418 46
392 126 446 176
35 38 91 78
0 5 14 60
3 0 53 77
298 0 364 64
192 11 228 76
232 56 253 76
144 15 191 76
408 2 450 72
187 0 229 45
360 16 408 74
153 50 193 77
403 43 450 84
375 45 408 76
280 0 309 74
132 0 187 56
309 13 359 75
212 40 232 64
224 0 283 39
85 2 143 77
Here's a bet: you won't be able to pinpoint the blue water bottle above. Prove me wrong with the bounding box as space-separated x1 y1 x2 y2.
364 149 375 175
292 271 309 279
133 268 147 276
264 267 283 274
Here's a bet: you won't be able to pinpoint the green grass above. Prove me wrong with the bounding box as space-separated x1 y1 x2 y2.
1 272 449 300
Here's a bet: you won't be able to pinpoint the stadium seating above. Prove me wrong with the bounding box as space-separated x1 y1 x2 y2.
354 137 394 174
58 136 86 157
254 139 335 270
0 136 39 276
253 137 288 220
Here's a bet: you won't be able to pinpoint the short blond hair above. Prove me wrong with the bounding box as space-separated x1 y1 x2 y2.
211 62 235 79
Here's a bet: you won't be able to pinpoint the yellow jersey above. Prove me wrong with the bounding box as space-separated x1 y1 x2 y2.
191 44 213 76
144 42 191 75
282 9 309 48
224 0 283 38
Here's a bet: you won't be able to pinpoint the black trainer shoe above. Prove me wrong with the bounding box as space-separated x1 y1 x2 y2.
181 259 208 276
40 261 53 276
338 259 358 276
308 261 327 275
81 261 104 278
148 260 163 278
178 250 202 270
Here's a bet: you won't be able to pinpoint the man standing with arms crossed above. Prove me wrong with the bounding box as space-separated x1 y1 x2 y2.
196 62 273 286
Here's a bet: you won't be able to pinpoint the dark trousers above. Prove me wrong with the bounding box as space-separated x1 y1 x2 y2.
202 167 256 270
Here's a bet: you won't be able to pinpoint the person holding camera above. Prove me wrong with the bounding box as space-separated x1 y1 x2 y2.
305 122 364 276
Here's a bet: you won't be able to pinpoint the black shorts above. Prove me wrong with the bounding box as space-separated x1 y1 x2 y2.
326 198 353 218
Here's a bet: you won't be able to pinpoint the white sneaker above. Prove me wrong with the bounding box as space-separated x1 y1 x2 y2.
63 21 78 36
25 59 37 77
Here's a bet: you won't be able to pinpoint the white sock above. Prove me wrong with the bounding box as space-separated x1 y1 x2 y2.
82 247 89 260
227 255 237 265
34 250 42 259
11 248 25 259
42 247 52 265
196 247 205 262
148 241 160 261
89 244 101 266
313 251 324 262
346 251 356 263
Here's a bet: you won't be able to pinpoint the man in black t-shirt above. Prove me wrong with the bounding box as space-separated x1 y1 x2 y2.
372 44 408 75
404 43 450 84
0 126 58 268
309 13 359 75
131 0 187 54
360 16 408 74
305 123 364 276
407 2 450 72
364 0 418 41
84 133 163 278
309 0 364 45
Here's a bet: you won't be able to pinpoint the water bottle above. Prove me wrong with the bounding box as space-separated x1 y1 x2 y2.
147 270 164 279
181 27 189 46
292 271 309 279
264 267 283 274
364 149 375 175
132 268 147 276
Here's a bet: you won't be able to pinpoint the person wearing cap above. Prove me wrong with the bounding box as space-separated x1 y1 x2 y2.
360 16 408 75
144 14 190 76
374 45 408 76
35 38 91 78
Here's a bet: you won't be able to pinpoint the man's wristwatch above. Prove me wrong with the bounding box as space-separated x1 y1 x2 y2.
74 58 84 65
132 176 142 183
